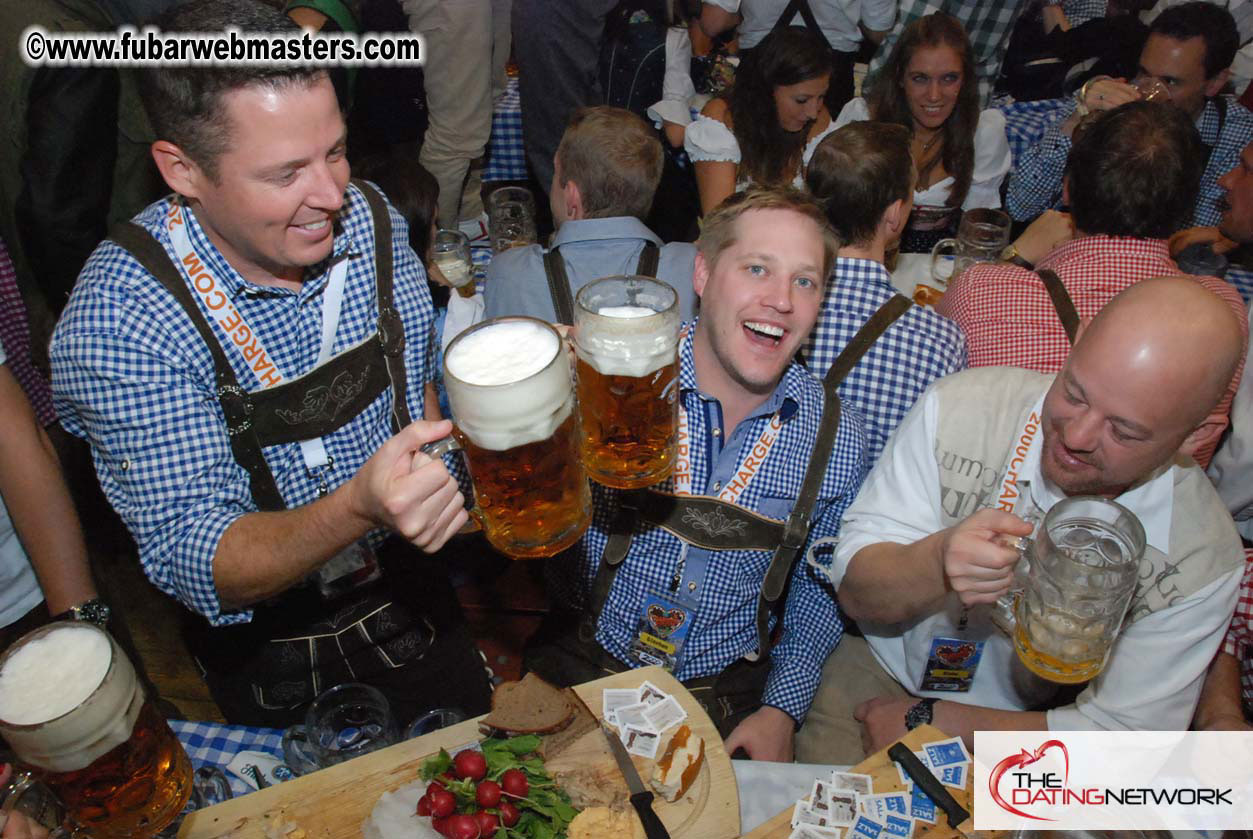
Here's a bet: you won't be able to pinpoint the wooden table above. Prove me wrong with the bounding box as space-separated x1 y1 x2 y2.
742 726 980 839
178 667 739 839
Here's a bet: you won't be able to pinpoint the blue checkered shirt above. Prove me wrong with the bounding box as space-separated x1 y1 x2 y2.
50 185 437 626
1004 95 1253 228
866 0 1028 107
547 327 869 723
1061 0 1106 26
1230 264 1253 305
804 257 968 466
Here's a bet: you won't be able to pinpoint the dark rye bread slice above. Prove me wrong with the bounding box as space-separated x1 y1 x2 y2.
479 672 576 735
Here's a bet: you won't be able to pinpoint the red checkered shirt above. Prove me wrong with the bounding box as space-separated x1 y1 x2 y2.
937 236 1248 466
1222 547 1253 711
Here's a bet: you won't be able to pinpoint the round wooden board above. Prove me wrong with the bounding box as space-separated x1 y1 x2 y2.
178 666 739 839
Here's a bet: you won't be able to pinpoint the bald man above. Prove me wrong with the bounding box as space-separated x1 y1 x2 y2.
794 277 1247 764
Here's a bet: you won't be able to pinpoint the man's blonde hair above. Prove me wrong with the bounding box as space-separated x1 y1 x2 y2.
555 106 663 220
697 186 839 280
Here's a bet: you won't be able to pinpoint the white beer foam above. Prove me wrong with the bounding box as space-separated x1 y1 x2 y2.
447 319 558 386
0 625 110 725
445 320 574 450
577 311 677 378
0 627 144 772
598 305 656 319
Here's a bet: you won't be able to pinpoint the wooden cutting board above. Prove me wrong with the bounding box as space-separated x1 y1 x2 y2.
178 666 739 839
741 725 989 839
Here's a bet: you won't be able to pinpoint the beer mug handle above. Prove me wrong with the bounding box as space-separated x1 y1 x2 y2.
419 436 484 533
930 238 959 286
421 436 461 460
280 726 321 777
990 535 1033 637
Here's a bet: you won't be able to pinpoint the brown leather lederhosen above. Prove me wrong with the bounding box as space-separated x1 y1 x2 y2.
542 241 660 324
107 182 488 725
526 295 914 735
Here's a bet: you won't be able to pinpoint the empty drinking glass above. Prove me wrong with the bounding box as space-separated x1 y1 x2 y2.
486 187 537 253
280 683 399 776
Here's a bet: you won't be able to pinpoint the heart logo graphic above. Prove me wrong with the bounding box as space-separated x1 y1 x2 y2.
936 642 976 667
647 604 686 639
989 740 1070 821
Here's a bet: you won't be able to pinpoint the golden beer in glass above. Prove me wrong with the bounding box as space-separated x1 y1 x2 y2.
1008 497 1145 684
0 622 193 839
573 276 680 489
443 316 592 557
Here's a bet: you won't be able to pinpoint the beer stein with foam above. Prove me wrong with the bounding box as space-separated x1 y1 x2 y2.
573 276 680 489
428 316 592 558
0 622 193 839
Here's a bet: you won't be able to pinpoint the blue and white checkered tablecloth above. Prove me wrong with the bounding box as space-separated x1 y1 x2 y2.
169 719 285 798
484 77 527 183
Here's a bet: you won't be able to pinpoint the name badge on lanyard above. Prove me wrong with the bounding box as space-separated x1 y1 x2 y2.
626 402 783 672
165 202 381 597
919 409 1044 693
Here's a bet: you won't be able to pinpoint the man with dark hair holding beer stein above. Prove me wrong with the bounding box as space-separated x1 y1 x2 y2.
484 105 699 325
528 186 870 761
49 0 491 726
796 276 1246 764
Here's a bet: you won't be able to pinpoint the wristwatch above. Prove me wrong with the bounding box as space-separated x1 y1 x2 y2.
904 698 938 731
1001 243 1034 270
52 598 111 627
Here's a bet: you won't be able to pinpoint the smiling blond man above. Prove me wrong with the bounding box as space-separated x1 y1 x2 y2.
530 187 869 761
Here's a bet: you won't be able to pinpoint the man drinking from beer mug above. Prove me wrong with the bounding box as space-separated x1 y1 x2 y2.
528 187 871 761
49 0 491 726
795 276 1247 764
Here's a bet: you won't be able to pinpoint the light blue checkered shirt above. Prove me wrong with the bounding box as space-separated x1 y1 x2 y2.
50 184 437 626
1003 95 1253 228
804 257 968 466
547 326 869 723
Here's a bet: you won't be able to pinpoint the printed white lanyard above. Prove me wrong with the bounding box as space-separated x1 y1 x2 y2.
994 408 1043 513
165 201 349 473
672 402 783 504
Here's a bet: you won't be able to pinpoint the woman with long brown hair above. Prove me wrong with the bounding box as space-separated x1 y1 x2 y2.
835 13 1010 251
685 26 836 215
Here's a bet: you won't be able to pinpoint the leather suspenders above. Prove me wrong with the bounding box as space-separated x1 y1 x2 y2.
542 241 661 325
106 180 409 511
1038 268 1079 345
582 294 915 661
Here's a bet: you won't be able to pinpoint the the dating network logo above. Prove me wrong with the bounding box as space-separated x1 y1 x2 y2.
987 737 1232 822
989 739 1071 820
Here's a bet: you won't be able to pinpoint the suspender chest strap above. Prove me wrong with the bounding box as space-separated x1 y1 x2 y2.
106 180 408 511
542 241 662 325
1038 268 1079 345
581 294 914 659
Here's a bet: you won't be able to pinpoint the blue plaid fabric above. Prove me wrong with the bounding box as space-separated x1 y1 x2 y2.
804 257 968 466
170 720 284 798
1004 95 1253 228
50 184 438 626
1230 264 1253 306
484 77 527 183
1062 0 1107 26
866 0 1029 107
547 327 869 722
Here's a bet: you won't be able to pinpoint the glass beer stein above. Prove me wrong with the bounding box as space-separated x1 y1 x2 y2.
432 316 592 558
573 276 680 489
0 623 193 839
930 208 1012 286
997 497 1146 684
